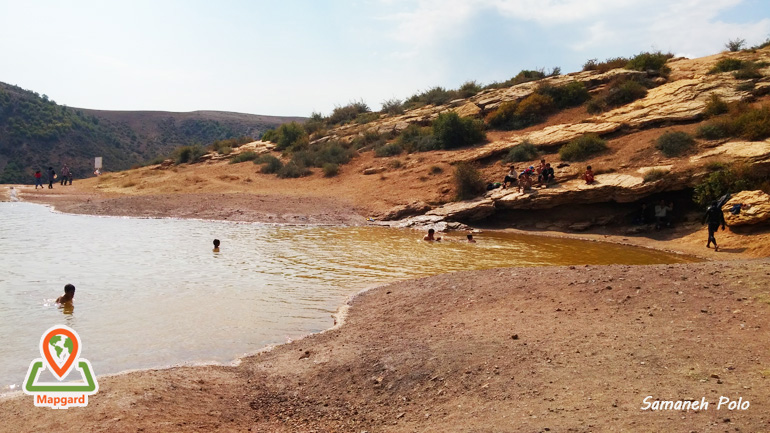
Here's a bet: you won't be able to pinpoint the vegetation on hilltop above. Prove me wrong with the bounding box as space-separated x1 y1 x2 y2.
0 82 293 183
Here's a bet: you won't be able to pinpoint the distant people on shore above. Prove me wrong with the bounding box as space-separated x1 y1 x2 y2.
60 164 71 186
538 163 555 186
583 165 595 185
34 170 44 189
703 201 726 251
213 239 220 252
47 167 55 189
502 165 518 189
9 186 19 202
518 166 533 193
654 200 673 229
423 228 441 241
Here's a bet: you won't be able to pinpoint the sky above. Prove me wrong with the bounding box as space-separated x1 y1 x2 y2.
1 0 769 117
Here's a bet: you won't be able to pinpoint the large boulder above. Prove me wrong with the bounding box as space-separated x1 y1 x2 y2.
380 201 432 221
724 190 770 226
425 198 496 221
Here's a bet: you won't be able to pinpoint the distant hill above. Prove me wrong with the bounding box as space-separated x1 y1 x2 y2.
0 81 304 183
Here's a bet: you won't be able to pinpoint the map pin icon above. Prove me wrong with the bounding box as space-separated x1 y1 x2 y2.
40 325 81 380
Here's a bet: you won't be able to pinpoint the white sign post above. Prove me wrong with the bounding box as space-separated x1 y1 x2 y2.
94 157 103 175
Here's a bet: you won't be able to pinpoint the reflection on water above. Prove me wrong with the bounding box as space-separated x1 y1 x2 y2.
0 202 695 392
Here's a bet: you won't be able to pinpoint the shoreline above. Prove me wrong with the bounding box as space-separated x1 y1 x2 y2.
3 186 770 431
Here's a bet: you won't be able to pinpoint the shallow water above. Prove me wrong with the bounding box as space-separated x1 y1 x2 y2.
0 202 695 392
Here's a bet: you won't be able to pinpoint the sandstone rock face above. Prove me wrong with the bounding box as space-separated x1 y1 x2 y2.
380 201 432 221
363 167 387 175
453 102 481 118
690 140 770 164
724 190 770 226
425 198 496 221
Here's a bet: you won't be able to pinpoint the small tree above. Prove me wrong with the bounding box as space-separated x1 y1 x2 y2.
453 162 486 200
433 112 485 149
725 38 746 52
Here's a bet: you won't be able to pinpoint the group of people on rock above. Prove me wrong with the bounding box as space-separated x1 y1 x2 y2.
501 159 556 192
33 164 73 189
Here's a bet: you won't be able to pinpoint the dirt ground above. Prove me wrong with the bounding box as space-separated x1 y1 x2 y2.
1 259 769 432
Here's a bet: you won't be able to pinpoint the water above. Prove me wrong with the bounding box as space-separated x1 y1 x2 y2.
0 202 695 392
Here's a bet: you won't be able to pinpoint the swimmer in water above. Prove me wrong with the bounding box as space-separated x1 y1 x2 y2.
213 239 220 252
56 284 75 304
423 228 441 242
467 233 476 243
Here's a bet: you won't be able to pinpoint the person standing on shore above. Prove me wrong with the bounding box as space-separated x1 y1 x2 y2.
34 170 44 189
703 201 726 251
60 164 70 186
47 166 55 189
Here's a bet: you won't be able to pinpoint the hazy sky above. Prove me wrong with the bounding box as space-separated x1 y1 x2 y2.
1 0 769 116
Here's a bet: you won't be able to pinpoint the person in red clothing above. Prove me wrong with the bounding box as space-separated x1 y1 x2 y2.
583 165 595 184
34 170 44 189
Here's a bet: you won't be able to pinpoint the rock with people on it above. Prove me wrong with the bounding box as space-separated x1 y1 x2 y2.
723 190 770 226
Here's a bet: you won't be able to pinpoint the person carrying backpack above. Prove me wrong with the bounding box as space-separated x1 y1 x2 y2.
703 201 726 251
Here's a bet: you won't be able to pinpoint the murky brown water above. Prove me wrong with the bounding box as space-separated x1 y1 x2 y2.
0 202 695 392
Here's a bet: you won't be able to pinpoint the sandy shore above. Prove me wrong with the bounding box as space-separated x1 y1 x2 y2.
2 186 770 431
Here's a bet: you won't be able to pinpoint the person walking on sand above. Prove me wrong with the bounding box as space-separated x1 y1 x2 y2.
703 201 726 251
34 170 44 189
47 166 55 189
60 164 70 186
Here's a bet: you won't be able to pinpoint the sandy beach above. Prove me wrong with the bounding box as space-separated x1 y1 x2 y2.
2 187 770 432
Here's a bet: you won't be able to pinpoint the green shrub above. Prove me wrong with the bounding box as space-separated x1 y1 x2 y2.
355 112 380 124
514 93 556 124
381 98 404 115
626 51 673 76
732 106 770 140
536 81 590 109
733 65 763 79
303 112 326 135
586 77 648 114
277 161 311 178
175 145 206 164
217 146 232 155
291 141 354 168
210 136 253 152
736 81 756 92
458 81 482 98
375 142 403 157
709 58 747 73
258 155 283 173
230 151 259 164
697 123 730 139
485 101 519 129
433 112 485 149
328 100 370 125
502 140 539 163
604 79 648 107
453 162 486 201
558 134 607 161
656 131 695 157
751 38 770 50
643 168 669 183
396 124 439 152
273 122 309 151
404 87 457 109
322 163 339 177
582 57 629 73
725 38 746 52
261 129 278 142
693 163 765 206
703 94 729 117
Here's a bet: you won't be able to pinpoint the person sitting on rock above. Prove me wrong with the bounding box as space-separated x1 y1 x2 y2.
537 158 546 176
502 165 518 188
538 163 555 186
423 228 441 242
583 165 595 185
518 168 533 193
